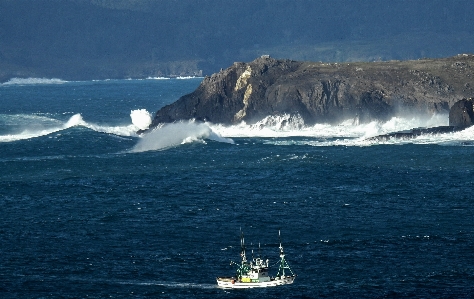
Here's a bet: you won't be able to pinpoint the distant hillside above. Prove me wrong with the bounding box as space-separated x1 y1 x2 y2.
0 0 473 81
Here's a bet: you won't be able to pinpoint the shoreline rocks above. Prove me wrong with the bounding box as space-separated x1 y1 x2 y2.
368 98 473 141
145 55 474 132
449 98 474 128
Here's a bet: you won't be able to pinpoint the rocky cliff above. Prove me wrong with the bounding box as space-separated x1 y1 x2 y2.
449 98 474 127
147 55 474 130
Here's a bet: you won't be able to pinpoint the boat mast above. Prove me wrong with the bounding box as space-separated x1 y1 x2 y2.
276 229 295 278
240 229 247 264
279 230 285 276
231 229 251 280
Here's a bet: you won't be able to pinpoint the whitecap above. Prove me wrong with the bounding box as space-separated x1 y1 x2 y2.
130 121 234 152
84 109 154 137
175 76 203 80
206 113 474 146
0 112 137 142
130 109 152 131
2 77 68 85
146 76 170 80
209 113 449 139
0 113 84 142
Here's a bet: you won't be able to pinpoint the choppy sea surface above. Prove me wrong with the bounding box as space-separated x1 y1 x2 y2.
1 78 474 298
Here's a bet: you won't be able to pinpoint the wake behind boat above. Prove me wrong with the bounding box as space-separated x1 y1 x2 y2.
216 230 296 289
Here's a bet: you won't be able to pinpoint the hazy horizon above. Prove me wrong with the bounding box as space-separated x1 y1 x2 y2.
0 0 473 81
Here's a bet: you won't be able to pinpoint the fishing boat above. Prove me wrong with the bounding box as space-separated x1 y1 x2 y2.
216 230 296 288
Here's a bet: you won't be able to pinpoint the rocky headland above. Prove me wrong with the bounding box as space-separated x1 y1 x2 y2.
145 54 474 132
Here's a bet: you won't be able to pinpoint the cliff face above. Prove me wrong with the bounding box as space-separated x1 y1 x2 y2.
449 98 474 127
149 55 474 129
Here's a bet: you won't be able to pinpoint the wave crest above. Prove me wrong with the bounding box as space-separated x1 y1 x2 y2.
209 113 450 139
2 110 470 147
0 109 153 142
130 109 152 130
2 77 68 85
0 113 84 142
131 121 234 152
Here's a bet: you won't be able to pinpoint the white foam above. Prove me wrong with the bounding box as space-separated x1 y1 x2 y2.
209 113 449 139
131 121 234 152
0 112 143 142
64 113 86 128
175 76 203 80
260 125 474 147
146 76 170 80
1 110 469 148
130 109 152 130
205 113 474 147
81 123 139 137
82 109 153 137
118 280 216 289
412 125 474 146
2 77 68 85
0 113 84 142
75 110 153 137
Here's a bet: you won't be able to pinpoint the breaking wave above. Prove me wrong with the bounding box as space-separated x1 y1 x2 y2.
208 113 474 146
131 121 234 152
262 125 474 147
2 77 68 85
130 109 152 130
0 109 154 142
210 113 449 138
0 113 84 142
2 109 471 148
176 76 203 80
146 76 170 80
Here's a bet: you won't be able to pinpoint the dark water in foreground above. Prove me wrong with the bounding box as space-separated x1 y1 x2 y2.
1 79 473 298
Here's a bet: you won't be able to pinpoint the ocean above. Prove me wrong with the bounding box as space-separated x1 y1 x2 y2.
1 78 473 298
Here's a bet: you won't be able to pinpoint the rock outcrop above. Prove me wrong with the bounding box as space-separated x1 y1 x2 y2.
368 98 474 141
146 54 474 131
449 98 474 128
368 126 463 141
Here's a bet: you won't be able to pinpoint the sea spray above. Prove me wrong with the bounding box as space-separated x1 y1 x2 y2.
1 110 157 142
131 121 234 152
209 113 449 139
1 77 68 85
130 109 152 131
64 113 86 128
83 109 153 137
0 113 85 142
0 110 456 146
68 111 150 137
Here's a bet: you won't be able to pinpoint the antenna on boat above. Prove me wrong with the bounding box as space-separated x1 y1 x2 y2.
276 230 295 278
258 242 261 259
240 228 247 263
279 229 284 256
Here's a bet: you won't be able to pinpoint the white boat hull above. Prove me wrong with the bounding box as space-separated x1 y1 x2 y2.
217 276 295 289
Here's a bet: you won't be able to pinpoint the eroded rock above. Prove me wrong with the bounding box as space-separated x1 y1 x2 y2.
449 98 474 128
146 55 474 131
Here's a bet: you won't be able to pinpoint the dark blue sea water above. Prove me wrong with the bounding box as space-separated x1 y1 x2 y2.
1 78 474 298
